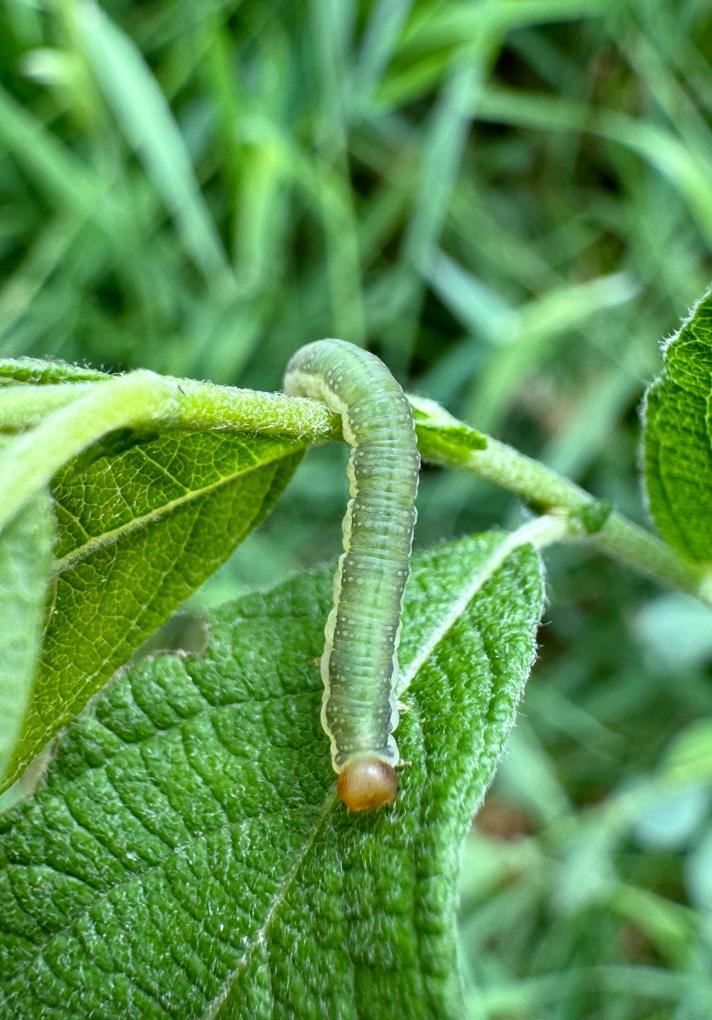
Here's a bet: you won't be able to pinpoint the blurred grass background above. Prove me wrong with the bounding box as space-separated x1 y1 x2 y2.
2 1 712 1017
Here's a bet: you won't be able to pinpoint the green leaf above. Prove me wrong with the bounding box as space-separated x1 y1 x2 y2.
571 499 612 536
410 395 488 462
0 532 544 1019
4 430 305 790
0 488 54 781
643 287 712 562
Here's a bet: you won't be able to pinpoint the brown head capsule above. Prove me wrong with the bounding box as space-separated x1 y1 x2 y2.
337 757 398 811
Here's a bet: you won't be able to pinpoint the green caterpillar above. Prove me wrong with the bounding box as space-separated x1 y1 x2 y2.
284 340 420 811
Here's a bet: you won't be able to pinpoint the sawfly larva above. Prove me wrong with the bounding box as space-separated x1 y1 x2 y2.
284 340 419 811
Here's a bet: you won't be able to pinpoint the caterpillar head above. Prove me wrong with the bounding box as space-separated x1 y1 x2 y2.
337 757 398 811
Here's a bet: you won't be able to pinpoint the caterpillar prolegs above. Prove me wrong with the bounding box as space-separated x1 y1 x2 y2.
284 340 420 811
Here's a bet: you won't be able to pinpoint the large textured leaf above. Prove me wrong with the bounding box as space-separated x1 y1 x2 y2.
3 430 305 790
643 288 712 562
0 532 544 1019
0 488 54 780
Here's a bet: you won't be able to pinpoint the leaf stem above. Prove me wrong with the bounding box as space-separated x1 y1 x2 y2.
417 430 712 604
166 378 338 438
504 512 574 551
0 376 338 437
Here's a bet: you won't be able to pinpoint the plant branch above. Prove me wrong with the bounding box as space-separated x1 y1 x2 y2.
0 375 339 436
416 429 712 604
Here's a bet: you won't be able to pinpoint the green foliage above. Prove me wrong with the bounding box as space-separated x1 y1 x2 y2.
3 0 712 1016
3 0 709 401
77 5 231 287
0 483 54 780
2 359 527 793
644 289 712 562
0 534 544 1020
3 427 305 791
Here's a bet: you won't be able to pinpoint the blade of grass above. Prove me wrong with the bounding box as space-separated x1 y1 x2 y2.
76 3 233 289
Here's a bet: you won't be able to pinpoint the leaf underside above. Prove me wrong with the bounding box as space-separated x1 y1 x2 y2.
643 288 712 562
0 533 544 1020
0 489 55 780
3 429 305 790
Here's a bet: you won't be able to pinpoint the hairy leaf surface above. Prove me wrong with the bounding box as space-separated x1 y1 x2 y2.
0 357 110 386
643 289 712 561
0 488 54 781
0 533 544 1019
3 430 305 789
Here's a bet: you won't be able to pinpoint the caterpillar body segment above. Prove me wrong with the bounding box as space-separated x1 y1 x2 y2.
284 340 420 810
